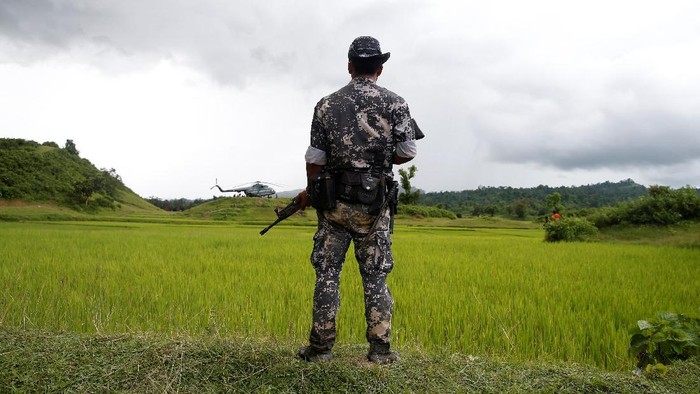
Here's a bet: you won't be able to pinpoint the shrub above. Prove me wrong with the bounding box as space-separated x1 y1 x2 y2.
398 204 456 219
544 217 598 242
586 206 623 228
592 186 700 228
88 193 118 210
620 194 681 225
672 187 700 220
629 312 700 375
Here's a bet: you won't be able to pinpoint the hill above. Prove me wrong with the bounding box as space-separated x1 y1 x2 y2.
420 179 649 217
0 138 158 213
180 195 317 226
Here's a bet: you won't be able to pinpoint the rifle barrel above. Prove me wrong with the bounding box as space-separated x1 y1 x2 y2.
259 218 283 236
259 199 302 235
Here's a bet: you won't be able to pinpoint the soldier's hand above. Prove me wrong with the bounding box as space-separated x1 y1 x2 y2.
295 190 310 211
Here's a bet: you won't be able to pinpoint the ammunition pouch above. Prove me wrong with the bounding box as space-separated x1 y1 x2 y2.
336 171 385 215
309 170 390 215
308 172 337 211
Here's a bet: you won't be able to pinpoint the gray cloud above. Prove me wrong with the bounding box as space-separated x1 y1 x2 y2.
0 0 86 46
485 108 700 169
0 0 337 85
2 0 700 196
452 28 700 174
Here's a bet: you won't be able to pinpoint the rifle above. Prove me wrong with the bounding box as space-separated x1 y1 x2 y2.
357 180 399 249
259 196 304 235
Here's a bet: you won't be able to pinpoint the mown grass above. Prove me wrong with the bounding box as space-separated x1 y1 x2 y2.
2 326 698 393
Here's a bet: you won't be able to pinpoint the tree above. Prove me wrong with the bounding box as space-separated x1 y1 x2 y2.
72 175 101 206
546 192 563 212
100 168 122 197
398 165 420 205
484 205 498 217
512 199 529 219
64 139 79 156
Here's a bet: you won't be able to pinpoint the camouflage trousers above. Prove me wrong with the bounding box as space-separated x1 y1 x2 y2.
308 200 394 352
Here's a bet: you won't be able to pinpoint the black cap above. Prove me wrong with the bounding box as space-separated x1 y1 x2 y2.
348 36 390 64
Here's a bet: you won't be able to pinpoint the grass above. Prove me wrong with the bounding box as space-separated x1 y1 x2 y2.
1 199 700 391
2 326 698 393
597 222 700 248
0 197 540 229
2 221 698 372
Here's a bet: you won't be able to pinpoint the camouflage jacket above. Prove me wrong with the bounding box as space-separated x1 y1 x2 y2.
307 77 419 176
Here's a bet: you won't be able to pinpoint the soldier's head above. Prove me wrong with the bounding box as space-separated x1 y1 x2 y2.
347 36 390 79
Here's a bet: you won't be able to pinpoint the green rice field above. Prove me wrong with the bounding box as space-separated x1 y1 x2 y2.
1 221 698 371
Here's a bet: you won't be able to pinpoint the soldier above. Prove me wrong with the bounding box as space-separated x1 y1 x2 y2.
295 36 423 364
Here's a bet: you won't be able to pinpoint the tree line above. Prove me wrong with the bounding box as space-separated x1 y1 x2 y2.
543 185 700 242
4 138 698 220
416 179 651 218
145 197 215 211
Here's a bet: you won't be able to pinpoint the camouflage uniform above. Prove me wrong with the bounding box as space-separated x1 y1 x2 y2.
305 74 420 354
309 77 419 178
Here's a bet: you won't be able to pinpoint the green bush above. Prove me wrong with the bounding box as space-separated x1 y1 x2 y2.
620 195 681 225
591 186 700 228
398 204 456 219
586 206 624 228
83 193 118 212
543 217 598 242
629 311 700 375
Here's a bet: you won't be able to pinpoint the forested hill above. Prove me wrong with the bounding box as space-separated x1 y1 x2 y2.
0 138 156 211
0 137 659 218
420 179 648 217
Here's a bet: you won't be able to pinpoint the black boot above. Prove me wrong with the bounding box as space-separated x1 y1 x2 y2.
367 343 399 364
297 345 333 362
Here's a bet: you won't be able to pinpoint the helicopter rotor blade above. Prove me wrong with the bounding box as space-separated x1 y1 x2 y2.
254 180 285 187
229 180 285 188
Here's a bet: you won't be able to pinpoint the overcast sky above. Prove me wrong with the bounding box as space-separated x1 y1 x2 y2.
2 0 699 199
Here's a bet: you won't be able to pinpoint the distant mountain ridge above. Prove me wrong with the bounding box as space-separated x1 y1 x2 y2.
276 189 304 198
420 179 649 217
0 138 157 212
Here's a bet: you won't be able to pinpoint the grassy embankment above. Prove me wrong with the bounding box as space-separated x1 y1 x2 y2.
3 326 699 393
